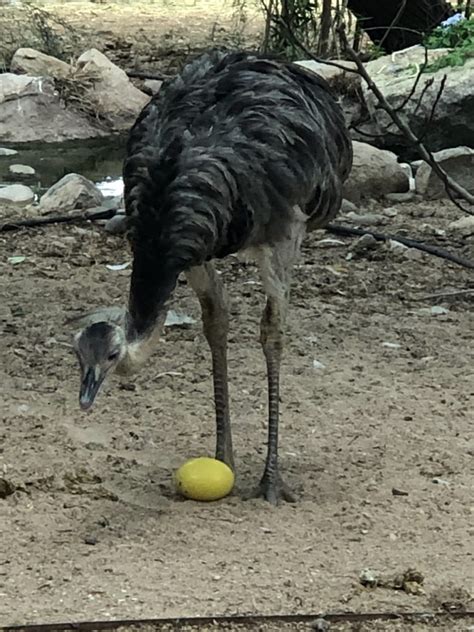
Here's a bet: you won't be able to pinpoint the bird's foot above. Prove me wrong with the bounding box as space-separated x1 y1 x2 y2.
253 470 297 505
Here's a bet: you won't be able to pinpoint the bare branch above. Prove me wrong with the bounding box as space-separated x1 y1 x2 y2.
336 26 474 214
0 207 117 233
326 223 474 270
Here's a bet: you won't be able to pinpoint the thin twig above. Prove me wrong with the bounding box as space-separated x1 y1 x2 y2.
336 26 474 214
413 288 474 301
326 223 474 270
0 208 117 233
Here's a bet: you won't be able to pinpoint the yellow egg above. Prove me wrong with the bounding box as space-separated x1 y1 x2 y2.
175 457 235 501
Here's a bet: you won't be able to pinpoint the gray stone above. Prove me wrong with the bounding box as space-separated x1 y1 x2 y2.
76 49 149 131
144 79 163 95
351 47 474 155
0 183 35 206
384 191 416 203
0 147 18 156
0 73 106 143
104 212 127 235
348 233 379 254
9 164 36 176
11 48 72 79
343 141 409 204
448 215 474 237
40 173 104 213
345 212 387 226
415 146 474 199
340 198 358 213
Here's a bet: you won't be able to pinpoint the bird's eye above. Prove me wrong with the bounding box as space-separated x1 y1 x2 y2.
108 351 120 362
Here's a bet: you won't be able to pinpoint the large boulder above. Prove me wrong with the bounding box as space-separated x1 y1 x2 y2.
11 48 73 79
76 48 149 130
351 46 474 158
415 146 474 199
343 141 409 203
39 173 104 213
0 73 106 143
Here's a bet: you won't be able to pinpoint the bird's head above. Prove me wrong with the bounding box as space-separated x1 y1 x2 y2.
73 321 127 410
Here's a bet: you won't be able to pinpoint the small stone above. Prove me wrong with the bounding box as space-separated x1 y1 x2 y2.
104 212 127 235
388 239 408 254
384 191 416 203
311 618 330 631
449 216 474 237
359 568 378 587
415 147 474 199
0 147 18 156
345 212 387 226
144 79 163 95
84 535 98 545
0 184 35 206
9 164 36 177
0 478 16 499
383 206 399 217
340 198 358 213
348 233 378 254
40 173 103 213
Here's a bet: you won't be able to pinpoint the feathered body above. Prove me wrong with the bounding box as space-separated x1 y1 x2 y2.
123 50 352 337
74 51 352 503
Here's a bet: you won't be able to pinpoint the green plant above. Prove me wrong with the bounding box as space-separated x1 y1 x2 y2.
423 16 474 71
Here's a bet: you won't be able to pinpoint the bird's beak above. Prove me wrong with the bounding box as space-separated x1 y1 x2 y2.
79 367 105 411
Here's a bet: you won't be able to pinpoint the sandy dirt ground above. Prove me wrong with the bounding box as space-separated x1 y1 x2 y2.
0 1 262 74
1 198 473 629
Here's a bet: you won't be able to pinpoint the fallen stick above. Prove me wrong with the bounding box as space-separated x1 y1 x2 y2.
0 207 117 232
326 223 474 269
413 288 474 301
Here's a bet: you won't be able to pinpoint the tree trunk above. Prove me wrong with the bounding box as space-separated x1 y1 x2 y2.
347 0 454 52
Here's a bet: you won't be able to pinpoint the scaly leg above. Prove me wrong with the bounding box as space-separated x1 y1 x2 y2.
186 263 234 470
254 215 306 504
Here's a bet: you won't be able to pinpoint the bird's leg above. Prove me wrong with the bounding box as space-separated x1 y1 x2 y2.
254 219 306 504
186 263 234 471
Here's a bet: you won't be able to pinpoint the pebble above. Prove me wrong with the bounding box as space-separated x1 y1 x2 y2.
9 164 36 176
0 147 18 156
348 233 378 254
84 535 98 545
104 212 127 235
384 191 416 203
345 212 387 226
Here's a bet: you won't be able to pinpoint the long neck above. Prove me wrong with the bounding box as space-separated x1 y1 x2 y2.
117 259 179 374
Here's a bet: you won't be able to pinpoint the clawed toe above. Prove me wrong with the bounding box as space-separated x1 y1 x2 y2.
253 471 297 505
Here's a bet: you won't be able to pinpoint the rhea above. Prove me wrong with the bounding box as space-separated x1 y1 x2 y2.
73 51 352 504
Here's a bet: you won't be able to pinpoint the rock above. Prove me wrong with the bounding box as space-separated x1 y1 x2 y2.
143 79 163 95
295 59 360 93
104 212 127 235
11 47 72 79
76 49 149 130
0 478 16 499
39 174 104 213
348 233 378 255
350 47 474 157
384 191 416 203
415 147 474 199
9 164 36 177
343 141 409 204
0 147 18 156
340 198 358 213
345 211 387 226
0 73 106 143
448 216 474 237
382 206 398 218
0 183 35 206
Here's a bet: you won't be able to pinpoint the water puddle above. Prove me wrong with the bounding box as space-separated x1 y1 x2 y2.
0 136 125 198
